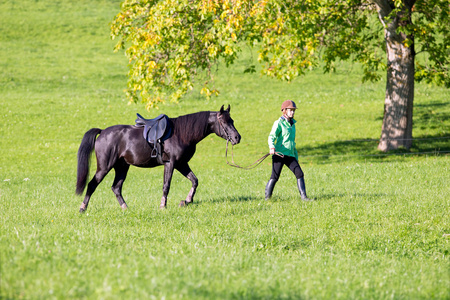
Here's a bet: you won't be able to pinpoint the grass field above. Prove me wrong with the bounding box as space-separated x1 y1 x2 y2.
1 0 449 299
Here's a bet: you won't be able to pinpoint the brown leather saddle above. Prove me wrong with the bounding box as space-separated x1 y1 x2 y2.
135 113 173 164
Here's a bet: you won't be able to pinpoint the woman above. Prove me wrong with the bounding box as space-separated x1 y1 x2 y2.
265 100 313 201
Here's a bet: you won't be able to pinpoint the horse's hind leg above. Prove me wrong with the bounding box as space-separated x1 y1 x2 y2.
160 162 175 209
176 163 198 207
111 162 130 210
80 168 110 213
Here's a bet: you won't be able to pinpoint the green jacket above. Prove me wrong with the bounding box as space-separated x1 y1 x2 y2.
268 117 298 160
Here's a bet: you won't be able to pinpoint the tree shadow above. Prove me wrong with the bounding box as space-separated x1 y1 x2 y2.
415 101 450 109
414 100 450 132
300 100 449 164
298 133 449 164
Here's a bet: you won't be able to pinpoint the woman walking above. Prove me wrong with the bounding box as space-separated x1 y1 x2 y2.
265 100 313 201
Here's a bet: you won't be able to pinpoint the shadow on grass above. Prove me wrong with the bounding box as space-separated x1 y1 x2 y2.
318 193 390 201
299 132 450 165
206 195 260 204
300 100 449 164
203 192 391 205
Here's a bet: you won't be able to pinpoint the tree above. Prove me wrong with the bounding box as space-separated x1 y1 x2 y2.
111 0 449 151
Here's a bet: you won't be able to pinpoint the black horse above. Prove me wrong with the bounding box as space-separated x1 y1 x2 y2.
76 105 241 211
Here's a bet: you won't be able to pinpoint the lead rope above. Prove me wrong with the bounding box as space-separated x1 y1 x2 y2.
225 140 284 170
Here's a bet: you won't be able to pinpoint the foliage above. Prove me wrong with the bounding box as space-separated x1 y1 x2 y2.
410 0 450 87
111 0 449 108
110 0 253 108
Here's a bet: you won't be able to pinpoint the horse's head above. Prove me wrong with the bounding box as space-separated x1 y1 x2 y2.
216 105 241 145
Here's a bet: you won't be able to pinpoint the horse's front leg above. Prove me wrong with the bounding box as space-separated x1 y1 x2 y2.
160 162 174 209
177 163 198 207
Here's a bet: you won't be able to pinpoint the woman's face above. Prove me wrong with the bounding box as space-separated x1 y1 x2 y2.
284 108 296 119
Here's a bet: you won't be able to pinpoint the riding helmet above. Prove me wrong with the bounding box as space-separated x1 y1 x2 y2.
281 100 297 111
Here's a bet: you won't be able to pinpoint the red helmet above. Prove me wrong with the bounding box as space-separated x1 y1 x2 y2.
281 100 297 111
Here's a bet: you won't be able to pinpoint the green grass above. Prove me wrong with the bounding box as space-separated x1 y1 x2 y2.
1 0 449 299
2 161 449 299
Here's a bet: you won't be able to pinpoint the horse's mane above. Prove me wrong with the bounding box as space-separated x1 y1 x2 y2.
171 111 212 143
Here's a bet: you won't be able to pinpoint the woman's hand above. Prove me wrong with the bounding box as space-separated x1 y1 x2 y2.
270 148 275 155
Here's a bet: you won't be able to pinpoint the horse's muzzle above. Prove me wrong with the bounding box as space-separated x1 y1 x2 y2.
231 133 241 145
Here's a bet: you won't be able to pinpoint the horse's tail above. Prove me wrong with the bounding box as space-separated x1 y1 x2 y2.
76 128 102 195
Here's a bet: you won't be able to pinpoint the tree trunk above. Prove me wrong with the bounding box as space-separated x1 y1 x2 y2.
375 1 415 152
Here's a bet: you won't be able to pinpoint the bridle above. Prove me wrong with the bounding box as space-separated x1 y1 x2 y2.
217 113 284 170
217 113 232 142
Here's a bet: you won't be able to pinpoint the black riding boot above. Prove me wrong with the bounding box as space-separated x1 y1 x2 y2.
297 178 314 201
265 179 276 200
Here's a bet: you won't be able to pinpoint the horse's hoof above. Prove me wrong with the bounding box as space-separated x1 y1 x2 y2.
159 205 166 209
121 203 128 210
179 201 186 207
79 203 87 213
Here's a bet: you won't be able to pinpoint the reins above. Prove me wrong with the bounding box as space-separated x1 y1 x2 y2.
217 113 283 170
225 140 284 170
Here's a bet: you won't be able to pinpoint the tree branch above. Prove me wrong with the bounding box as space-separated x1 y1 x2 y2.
370 0 392 22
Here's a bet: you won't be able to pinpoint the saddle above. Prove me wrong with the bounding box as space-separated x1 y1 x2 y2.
135 113 173 164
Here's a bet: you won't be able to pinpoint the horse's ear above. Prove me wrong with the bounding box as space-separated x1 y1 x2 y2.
226 105 230 113
219 105 225 114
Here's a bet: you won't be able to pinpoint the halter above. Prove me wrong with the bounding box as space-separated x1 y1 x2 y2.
217 113 232 142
